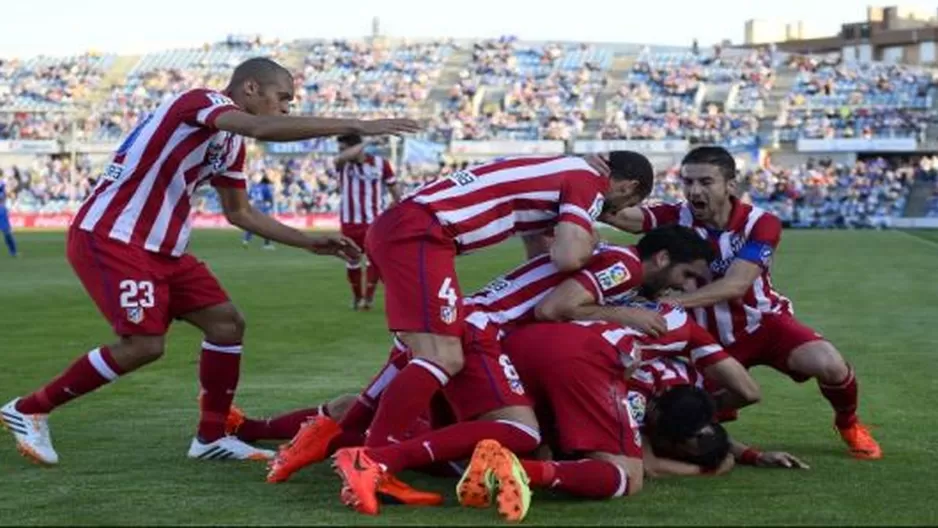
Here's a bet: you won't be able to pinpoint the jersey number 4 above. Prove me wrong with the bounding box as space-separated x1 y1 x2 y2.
438 277 458 307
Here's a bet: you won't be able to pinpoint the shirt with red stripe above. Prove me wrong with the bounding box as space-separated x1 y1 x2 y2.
338 153 396 225
464 242 644 332
640 198 791 347
73 88 244 257
572 302 729 369
625 356 705 428
408 156 609 254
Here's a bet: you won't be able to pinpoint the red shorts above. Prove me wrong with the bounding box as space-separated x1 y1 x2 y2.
340 223 371 258
726 313 825 383
442 322 531 422
66 228 230 336
365 201 462 336
502 324 642 458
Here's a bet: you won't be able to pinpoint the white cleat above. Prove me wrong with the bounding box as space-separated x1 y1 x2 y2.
187 436 275 461
1 398 59 465
262 244 276 251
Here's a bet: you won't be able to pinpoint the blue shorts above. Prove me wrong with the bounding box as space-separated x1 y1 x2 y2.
0 207 10 233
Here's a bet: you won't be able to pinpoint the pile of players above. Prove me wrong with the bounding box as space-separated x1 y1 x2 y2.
2 58 880 522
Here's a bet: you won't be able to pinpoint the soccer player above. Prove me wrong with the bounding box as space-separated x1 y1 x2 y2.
267 226 704 485
0 57 420 465
601 145 882 459
242 174 275 249
351 152 655 468
334 134 401 310
0 176 18 257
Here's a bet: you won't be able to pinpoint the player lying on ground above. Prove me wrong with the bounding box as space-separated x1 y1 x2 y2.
334 134 401 311
600 145 882 460
1 57 421 465
358 151 656 481
260 226 711 485
630 356 809 476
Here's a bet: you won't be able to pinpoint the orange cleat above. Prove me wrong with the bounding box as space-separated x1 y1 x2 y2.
457 439 499 508
838 422 882 460
457 439 531 522
333 447 385 515
266 415 341 483
377 474 444 507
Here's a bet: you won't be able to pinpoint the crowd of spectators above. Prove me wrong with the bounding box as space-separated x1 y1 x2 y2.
2 152 926 230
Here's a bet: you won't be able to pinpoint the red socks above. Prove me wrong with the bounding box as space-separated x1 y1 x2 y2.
198 341 242 442
237 406 325 442
819 366 859 429
347 265 363 302
521 458 627 499
17 347 125 414
368 420 540 475
365 358 450 448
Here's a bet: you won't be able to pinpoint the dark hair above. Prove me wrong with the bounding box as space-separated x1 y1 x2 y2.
678 423 731 470
229 57 292 88
608 150 654 199
651 385 717 442
680 146 737 181
636 225 715 264
337 134 363 147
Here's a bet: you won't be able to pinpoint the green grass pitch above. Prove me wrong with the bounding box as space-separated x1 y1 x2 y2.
1 229 937 525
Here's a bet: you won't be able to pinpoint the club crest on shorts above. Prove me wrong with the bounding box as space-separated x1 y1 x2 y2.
440 306 457 325
126 307 145 324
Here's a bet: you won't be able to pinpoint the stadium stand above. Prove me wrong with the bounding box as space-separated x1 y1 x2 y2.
2 37 938 228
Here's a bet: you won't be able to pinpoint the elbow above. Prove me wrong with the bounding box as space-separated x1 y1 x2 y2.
552 251 590 273
741 383 762 406
534 301 565 322
224 209 250 229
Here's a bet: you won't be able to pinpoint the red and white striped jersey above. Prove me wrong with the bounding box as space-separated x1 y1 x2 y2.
572 302 730 370
641 198 792 347
73 88 245 257
464 242 644 331
408 156 609 254
338 154 396 225
626 356 704 428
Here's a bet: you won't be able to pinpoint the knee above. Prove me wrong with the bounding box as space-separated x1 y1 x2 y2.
625 466 644 496
119 336 166 366
399 333 464 374
204 308 246 344
790 343 849 384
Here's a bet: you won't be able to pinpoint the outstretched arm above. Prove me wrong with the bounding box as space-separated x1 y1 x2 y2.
215 111 421 142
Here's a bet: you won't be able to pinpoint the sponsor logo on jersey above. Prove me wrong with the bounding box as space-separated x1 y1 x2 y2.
625 391 646 427
595 262 631 291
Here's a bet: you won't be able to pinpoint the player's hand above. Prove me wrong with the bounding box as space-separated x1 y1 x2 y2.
756 451 810 469
359 118 422 136
713 452 736 475
582 154 611 176
612 307 667 337
307 234 362 263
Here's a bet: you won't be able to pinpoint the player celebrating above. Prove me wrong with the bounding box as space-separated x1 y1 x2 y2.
242 174 275 249
352 152 654 466
334 134 401 310
1 57 420 465
0 176 18 257
601 145 882 460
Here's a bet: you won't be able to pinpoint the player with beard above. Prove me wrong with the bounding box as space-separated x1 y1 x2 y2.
600 145 881 460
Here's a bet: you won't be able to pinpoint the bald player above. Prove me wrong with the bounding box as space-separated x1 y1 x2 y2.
2 57 420 465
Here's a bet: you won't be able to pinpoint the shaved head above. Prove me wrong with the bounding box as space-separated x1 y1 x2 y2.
229 57 292 88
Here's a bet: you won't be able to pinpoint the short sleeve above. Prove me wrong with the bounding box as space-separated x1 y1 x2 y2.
736 214 782 270
640 203 681 232
574 248 643 304
557 170 610 232
178 89 240 131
